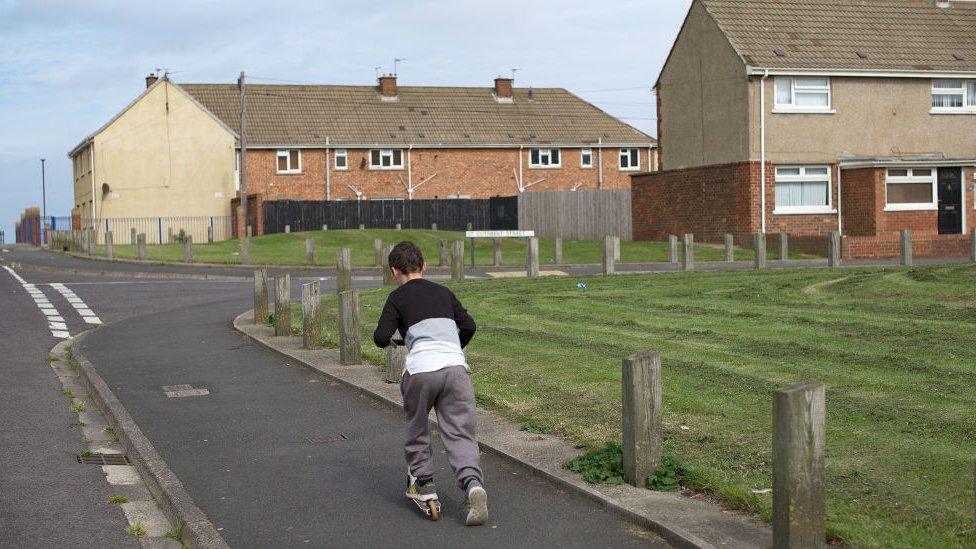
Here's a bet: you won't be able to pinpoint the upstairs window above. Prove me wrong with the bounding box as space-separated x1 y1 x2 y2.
774 77 831 111
619 148 640 170
276 149 301 174
334 149 348 170
885 168 936 210
369 149 403 169
774 165 832 213
580 148 593 168
529 148 560 168
931 80 976 112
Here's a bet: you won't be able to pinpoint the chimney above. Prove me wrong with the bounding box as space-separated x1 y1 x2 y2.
494 77 513 100
145 73 158 88
378 75 397 99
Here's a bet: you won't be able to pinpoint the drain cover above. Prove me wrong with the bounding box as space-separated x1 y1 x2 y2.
304 434 348 444
77 453 131 465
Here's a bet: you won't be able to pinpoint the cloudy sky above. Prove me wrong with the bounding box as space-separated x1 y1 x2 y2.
0 0 692 236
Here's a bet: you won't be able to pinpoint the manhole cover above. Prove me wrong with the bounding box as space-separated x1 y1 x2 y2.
77 453 131 465
304 434 348 444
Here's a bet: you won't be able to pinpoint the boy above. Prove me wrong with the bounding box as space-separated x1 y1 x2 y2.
373 241 488 526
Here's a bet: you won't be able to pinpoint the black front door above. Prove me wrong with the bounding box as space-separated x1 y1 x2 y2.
937 168 962 234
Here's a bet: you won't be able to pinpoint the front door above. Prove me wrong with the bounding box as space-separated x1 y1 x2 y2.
937 168 962 234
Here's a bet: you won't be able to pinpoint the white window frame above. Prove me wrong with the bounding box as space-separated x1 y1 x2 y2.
368 148 404 170
618 148 640 171
773 165 835 214
930 80 976 114
529 148 561 168
884 168 938 211
334 149 348 170
276 149 302 174
580 148 593 168
773 77 834 113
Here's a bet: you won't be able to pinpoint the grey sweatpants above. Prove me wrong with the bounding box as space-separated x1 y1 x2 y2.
401 365 483 491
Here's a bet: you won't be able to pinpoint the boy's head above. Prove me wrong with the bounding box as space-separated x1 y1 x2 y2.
388 241 426 283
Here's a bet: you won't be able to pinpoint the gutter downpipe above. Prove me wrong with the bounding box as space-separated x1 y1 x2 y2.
325 137 331 201
407 145 413 199
90 145 97 230
598 137 604 188
837 165 843 235
760 69 768 235
518 145 524 192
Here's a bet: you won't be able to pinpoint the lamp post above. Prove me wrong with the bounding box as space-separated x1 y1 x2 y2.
40 158 46 245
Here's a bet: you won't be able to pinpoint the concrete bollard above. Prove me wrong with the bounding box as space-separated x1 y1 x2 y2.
493 238 502 267
613 236 621 262
451 240 464 281
183 235 193 263
622 349 662 487
603 235 615 275
754 233 767 269
338 290 362 365
439 239 447 267
207 225 214 243
253 269 269 324
305 238 315 266
322 224 328 231
724 233 734 263
971 228 976 263
105 231 114 259
827 231 840 267
130 227 137 245
395 222 402 230
554 237 563 265
385 341 408 383
167 227 173 244
682 233 694 271
301 281 321 349
137 234 147 261
358 223 365 230
284 224 291 234
467 222 473 232
668 235 678 264
431 223 437 231
780 233 789 261
247 225 253 238
241 237 251 266
383 245 395 286
773 381 826 549
374 238 383 267
336 247 352 293
900 229 913 266
273 274 291 337
527 237 540 278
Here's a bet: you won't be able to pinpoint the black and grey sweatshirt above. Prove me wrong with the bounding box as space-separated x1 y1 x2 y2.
372 278 476 375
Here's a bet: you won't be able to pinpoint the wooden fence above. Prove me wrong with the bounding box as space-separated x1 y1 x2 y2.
518 190 633 241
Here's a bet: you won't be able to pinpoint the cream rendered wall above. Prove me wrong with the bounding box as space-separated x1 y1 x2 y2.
657 0 751 170
92 80 236 219
749 76 976 163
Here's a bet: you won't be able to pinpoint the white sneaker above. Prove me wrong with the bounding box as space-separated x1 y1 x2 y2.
464 484 488 526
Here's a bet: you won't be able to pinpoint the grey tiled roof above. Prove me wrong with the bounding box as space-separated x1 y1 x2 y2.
178 83 654 147
700 0 976 72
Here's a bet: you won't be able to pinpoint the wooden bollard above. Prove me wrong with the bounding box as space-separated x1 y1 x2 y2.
622 350 662 487
668 235 678 264
724 233 734 263
493 238 502 267
274 274 291 337
431 222 437 231
385 342 407 383
554 237 563 265
130 227 137 245
439 240 447 267
301 281 321 349
105 231 114 259
305 238 315 266
207 225 214 243
603 235 615 275
183 235 193 263
527 237 540 278
780 233 788 261
613 236 621 262
382 245 395 286
167 227 173 244
970 229 976 263
900 229 912 266
374 238 383 267
137 234 147 261
827 231 840 267
773 381 826 549
451 240 464 281
338 290 362 365
754 233 767 269
682 233 694 271
241 237 251 266
336 247 352 293
253 269 269 324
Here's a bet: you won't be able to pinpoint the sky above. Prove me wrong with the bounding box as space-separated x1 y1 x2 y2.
0 0 692 237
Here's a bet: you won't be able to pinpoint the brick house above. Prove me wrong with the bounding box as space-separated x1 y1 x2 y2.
632 0 976 258
179 76 656 235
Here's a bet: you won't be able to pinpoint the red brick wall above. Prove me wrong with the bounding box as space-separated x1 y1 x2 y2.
844 233 973 259
840 168 880 237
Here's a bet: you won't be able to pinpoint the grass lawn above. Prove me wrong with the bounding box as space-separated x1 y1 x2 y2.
96 229 818 266
291 264 976 548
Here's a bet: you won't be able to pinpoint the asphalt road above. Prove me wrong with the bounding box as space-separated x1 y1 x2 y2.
1 247 666 548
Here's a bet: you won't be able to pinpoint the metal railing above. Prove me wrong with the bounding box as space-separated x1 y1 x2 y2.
71 216 234 245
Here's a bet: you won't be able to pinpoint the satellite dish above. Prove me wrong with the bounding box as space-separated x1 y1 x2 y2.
102 183 110 194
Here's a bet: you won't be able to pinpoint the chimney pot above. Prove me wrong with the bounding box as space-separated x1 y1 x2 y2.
378 75 398 98
145 73 159 88
494 77 513 99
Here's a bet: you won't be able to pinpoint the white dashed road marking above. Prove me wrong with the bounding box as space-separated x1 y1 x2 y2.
49 283 102 325
2 266 74 339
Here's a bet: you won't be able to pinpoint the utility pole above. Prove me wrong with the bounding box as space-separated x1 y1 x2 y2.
40 158 46 246
238 71 248 242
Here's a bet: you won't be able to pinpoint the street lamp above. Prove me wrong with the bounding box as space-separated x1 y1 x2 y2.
40 158 46 245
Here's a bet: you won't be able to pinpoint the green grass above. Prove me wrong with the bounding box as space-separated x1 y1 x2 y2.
108 495 128 505
125 523 147 538
96 229 817 267
293 264 976 548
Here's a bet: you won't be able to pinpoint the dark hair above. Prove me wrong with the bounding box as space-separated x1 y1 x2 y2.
389 241 425 274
